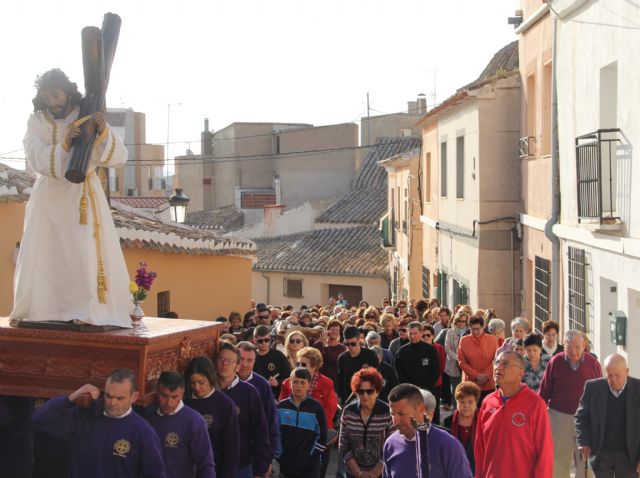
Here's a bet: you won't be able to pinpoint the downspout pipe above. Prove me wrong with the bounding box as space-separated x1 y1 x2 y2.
544 13 561 323
261 273 271 305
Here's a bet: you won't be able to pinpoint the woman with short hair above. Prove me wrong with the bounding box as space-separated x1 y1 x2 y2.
522 333 550 391
495 317 530 356
541 319 564 356
339 368 391 478
448 381 481 474
444 310 468 407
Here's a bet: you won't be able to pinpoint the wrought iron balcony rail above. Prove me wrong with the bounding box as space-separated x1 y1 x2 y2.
575 129 622 224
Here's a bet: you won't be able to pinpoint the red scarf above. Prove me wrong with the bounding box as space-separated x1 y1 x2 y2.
451 409 478 447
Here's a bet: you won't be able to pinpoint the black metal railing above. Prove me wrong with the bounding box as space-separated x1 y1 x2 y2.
519 136 536 158
575 129 621 223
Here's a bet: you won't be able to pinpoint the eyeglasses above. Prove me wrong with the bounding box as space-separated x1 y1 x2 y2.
493 359 523 369
423 333 432 338
398 328 408 333
345 341 359 347
216 357 237 366
297 361 311 368
356 388 376 396
289 339 304 344
256 338 270 344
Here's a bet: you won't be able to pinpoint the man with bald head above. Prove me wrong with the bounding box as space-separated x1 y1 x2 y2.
576 354 640 477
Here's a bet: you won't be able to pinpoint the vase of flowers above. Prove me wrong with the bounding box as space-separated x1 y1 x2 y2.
129 262 157 335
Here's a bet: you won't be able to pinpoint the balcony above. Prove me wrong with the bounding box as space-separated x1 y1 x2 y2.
519 136 536 159
575 129 623 230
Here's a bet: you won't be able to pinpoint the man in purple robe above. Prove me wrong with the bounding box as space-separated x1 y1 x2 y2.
145 371 216 478
31 368 166 478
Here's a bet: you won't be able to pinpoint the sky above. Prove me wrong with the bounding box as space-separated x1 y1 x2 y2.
0 0 518 169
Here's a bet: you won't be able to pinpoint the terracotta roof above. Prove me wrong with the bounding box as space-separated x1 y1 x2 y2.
417 41 519 126
111 196 169 210
111 202 255 256
316 137 421 225
184 205 244 231
253 226 388 277
0 164 34 203
466 40 519 90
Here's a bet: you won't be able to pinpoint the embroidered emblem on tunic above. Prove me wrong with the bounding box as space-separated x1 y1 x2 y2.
267 363 276 371
421 358 430 366
113 439 131 457
165 432 180 447
511 412 526 427
203 414 214 426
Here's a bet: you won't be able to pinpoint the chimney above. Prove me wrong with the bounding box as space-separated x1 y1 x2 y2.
201 118 213 156
417 94 427 114
263 204 285 236
407 101 417 114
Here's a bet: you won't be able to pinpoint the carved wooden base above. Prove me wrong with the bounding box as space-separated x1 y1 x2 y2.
0 317 220 404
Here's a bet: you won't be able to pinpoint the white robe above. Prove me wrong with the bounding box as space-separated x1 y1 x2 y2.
10 108 132 327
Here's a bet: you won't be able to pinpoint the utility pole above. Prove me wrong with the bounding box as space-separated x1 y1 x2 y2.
366 92 371 146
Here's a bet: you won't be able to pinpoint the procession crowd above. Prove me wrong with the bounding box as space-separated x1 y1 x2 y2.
2 296 637 478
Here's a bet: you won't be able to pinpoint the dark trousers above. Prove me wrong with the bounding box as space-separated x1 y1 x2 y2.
592 449 639 478
441 373 452 405
283 462 321 478
433 387 441 425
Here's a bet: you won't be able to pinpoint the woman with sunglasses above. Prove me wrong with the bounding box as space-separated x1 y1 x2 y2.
339 368 391 478
284 330 309 370
279 347 338 478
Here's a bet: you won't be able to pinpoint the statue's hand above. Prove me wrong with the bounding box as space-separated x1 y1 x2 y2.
92 112 106 135
63 123 81 151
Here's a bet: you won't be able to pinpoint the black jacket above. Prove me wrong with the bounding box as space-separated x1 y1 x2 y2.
395 341 440 392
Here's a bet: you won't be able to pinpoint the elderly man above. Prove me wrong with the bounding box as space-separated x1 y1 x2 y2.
366 331 395 366
383 384 472 477
539 330 603 477
31 368 166 477
576 354 640 477
475 351 553 477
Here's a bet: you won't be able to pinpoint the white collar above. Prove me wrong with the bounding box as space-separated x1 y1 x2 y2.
104 407 133 419
156 400 185 416
225 375 240 391
609 380 628 398
192 387 216 399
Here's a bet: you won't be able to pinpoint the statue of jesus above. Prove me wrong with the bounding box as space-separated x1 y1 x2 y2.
10 69 132 328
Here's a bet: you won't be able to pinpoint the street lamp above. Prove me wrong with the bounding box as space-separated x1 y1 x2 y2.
169 188 190 223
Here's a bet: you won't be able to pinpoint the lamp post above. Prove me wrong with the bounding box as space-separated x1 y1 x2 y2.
169 188 190 223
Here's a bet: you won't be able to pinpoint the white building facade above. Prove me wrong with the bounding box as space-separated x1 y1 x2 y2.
554 0 640 373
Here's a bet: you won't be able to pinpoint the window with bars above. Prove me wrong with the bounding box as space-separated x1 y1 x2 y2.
283 278 303 298
422 266 430 298
440 141 448 197
456 136 465 199
157 291 170 316
567 247 587 332
453 279 468 306
534 256 550 332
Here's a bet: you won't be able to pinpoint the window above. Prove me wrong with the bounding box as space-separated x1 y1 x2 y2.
534 256 551 331
403 188 408 233
437 271 448 306
157 291 170 316
440 141 447 197
526 73 536 153
425 152 431 203
456 136 464 199
542 63 552 155
453 279 468 306
422 266 430 298
396 187 401 230
284 278 303 298
567 247 587 332
401 128 413 137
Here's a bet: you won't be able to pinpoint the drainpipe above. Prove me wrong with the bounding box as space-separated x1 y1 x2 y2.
544 14 561 324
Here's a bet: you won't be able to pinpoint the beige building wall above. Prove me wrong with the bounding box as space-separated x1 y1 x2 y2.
360 113 422 145
123 248 253 321
252 271 388 308
518 1 553 325
0 202 26 316
420 122 440 299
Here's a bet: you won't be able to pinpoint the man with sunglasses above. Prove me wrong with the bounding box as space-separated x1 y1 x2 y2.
389 319 410 358
336 326 379 404
253 325 291 399
474 351 553 478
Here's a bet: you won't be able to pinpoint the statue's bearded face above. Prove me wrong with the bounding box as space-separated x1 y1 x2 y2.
39 87 71 119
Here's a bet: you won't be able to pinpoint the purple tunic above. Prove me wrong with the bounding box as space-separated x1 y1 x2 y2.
383 427 472 478
146 403 216 478
222 379 271 476
247 372 278 457
31 396 166 478
185 390 240 478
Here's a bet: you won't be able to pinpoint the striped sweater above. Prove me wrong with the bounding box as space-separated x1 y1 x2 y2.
339 399 392 471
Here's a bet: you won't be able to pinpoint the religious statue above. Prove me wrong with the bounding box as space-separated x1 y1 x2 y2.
10 14 132 328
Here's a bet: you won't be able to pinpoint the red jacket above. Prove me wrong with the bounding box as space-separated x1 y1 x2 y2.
279 372 337 430
474 385 553 478
433 342 446 388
